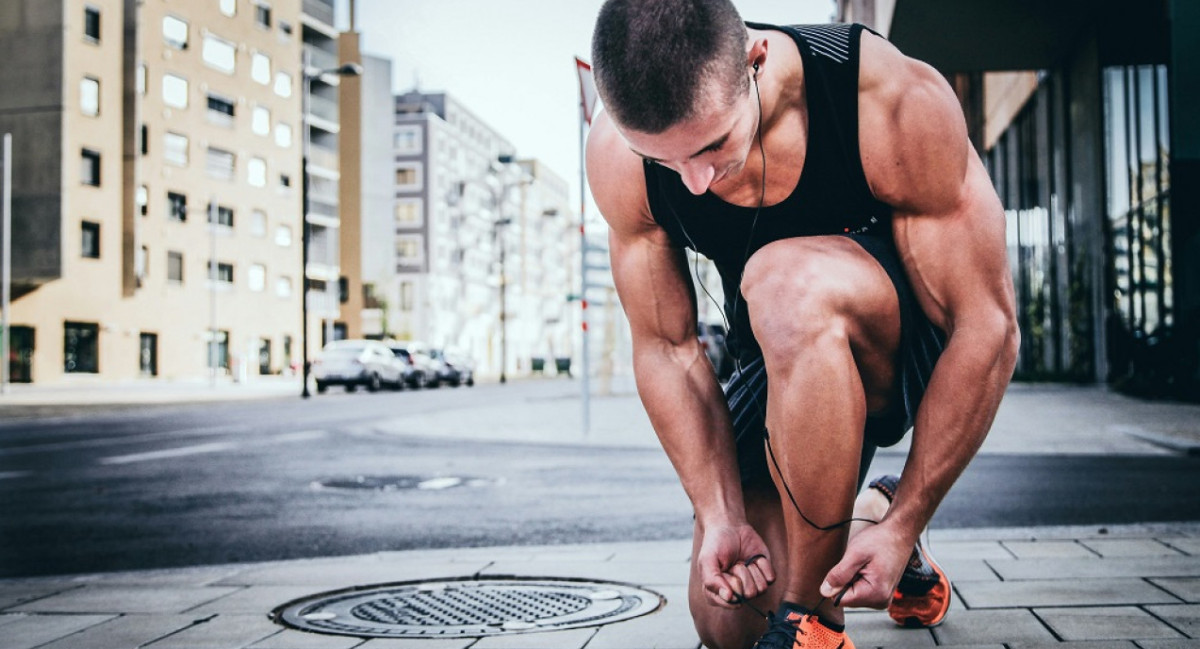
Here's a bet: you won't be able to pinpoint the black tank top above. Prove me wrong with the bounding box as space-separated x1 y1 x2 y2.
644 22 892 360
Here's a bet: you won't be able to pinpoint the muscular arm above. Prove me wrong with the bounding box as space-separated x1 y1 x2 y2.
824 33 1020 605
587 112 773 605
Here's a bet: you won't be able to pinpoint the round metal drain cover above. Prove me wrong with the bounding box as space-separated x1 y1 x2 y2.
273 577 663 638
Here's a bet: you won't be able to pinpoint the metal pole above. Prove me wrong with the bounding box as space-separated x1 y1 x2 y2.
499 220 507 384
1 134 11 395
300 49 312 398
209 197 217 388
579 107 591 435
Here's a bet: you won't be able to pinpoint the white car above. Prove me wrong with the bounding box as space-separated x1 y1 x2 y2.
312 340 405 393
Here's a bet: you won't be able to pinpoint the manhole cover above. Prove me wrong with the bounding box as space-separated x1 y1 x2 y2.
272 577 663 638
312 475 502 491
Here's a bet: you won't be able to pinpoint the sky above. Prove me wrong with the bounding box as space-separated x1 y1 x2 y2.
338 0 836 209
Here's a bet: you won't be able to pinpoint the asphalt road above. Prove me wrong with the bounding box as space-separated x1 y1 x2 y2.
0 383 1197 578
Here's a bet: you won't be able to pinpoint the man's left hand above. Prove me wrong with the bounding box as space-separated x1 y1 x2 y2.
819 521 911 609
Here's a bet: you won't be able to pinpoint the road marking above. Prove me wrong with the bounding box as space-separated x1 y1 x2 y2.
99 442 238 465
97 429 327 465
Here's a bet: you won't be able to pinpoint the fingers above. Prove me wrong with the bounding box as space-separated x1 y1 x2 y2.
819 553 860 599
703 556 775 608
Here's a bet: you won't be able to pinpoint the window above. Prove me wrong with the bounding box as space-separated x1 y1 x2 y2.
396 236 421 262
136 245 148 282
254 2 271 28
394 125 422 154
206 146 235 180
206 94 235 125
81 221 100 258
202 34 236 74
273 71 291 98
395 199 422 225
279 20 293 37
208 261 234 284
251 52 271 84
248 157 267 187
208 202 234 227
167 251 184 283
136 64 146 95
248 263 266 292
276 276 292 297
140 124 148 155
274 224 292 247
400 281 414 311
64 322 99 374
80 77 99 116
167 191 187 221
219 0 236 17
162 15 188 49
250 209 267 236
395 164 421 189
137 185 148 216
274 122 292 148
207 330 229 371
279 173 291 188
139 333 158 376
252 105 270 136
84 6 100 42
162 73 188 108
81 149 101 186
163 132 188 166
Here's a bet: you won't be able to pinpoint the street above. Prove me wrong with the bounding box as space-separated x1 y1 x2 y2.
1 381 1198 579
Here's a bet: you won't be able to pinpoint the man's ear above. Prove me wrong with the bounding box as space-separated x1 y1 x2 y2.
747 37 769 77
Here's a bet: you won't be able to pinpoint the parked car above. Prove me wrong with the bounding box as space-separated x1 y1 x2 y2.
429 348 474 387
312 339 405 394
385 341 438 389
697 321 734 381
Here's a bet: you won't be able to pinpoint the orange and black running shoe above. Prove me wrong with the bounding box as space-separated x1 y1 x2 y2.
866 474 952 628
752 603 856 649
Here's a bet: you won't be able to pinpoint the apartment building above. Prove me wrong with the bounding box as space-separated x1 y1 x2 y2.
837 0 1200 398
390 90 577 378
0 0 344 384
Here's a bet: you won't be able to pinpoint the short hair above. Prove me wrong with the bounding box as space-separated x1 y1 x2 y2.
591 0 750 134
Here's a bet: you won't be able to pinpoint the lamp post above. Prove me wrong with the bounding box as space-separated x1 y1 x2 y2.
493 216 513 383
300 50 362 398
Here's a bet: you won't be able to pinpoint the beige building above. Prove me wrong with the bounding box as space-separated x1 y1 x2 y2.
0 0 345 384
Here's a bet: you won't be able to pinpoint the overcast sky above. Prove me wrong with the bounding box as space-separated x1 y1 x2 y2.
339 1 836 208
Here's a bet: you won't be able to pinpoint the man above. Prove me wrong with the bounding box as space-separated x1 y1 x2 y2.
585 1 1019 648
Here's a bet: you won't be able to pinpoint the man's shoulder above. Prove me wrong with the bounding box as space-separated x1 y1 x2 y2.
586 112 655 233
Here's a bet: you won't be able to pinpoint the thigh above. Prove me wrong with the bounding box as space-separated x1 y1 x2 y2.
740 235 902 413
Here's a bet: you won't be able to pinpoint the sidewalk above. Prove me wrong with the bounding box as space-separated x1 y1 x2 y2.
2 380 1199 648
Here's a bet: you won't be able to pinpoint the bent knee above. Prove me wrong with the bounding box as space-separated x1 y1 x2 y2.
692 608 765 649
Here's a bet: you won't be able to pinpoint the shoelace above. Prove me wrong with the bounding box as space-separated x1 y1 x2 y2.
753 611 811 649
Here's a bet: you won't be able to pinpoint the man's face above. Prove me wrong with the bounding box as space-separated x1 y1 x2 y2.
619 78 757 196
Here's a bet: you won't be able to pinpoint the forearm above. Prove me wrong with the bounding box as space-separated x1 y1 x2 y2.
885 322 1018 542
632 339 746 528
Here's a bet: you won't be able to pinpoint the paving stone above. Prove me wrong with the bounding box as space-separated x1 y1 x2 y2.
75 564 247 587
586 586 699 649
930 609 1058 645
11 584 241 614
844 610 936 647
0 581 81 610
356 639 474 649
939 558 1002 582
1082 540 1188 558
248 627 363 648
1137 639 1200 649
0 613 25 627
1151 579 1200 603
186 585 330 615
1146 604 1200 638
957 578 1179 608
35 614 200 649
3 613 115 649
925 541 1015 561
214 560 486 588
470 627 596 648
479 560 689 587
988 557 1200 581
1035 606 1184 641
144 613 282 648
1163 540 1200 556
1011 642 1137 649
1003 540 1100 559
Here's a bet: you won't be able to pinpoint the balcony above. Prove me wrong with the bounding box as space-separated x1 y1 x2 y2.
303 44 338 74
302 0 334 27
306 93 339 124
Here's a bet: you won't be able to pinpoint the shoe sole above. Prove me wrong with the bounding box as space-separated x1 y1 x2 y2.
890 540 951 628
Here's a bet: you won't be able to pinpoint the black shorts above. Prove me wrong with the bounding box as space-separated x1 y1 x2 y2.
724 233 946 488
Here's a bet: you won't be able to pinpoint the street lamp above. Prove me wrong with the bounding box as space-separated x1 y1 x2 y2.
493 216 513 383
301 52 362 399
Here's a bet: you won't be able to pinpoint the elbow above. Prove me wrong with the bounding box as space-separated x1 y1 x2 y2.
997 313 1021 378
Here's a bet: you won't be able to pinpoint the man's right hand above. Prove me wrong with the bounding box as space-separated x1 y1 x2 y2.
697 522 776 609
